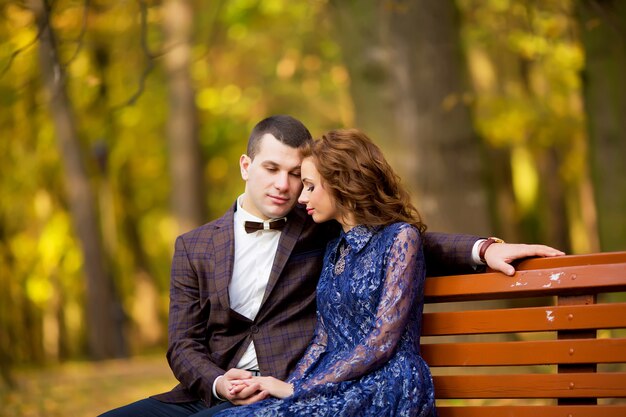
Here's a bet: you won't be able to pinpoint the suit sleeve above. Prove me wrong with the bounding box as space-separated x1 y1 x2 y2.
422 232 483 276
166 235 223 406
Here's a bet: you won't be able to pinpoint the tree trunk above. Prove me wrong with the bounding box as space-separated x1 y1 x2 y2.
0 245 15 388
29 0 126 359
537 148 571 251
518 56 570 251
577 0 626 251
119 164 165 347
163 0 206 234
328 0 491 234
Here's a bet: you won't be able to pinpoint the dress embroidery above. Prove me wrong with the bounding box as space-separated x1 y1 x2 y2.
334 243 350 275
215 223 436 417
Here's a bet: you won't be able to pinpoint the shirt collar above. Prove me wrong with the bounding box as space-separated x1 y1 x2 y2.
340 225 376 253
235 194 265 223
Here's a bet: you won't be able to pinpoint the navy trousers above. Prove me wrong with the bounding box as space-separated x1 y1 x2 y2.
98 398 235 417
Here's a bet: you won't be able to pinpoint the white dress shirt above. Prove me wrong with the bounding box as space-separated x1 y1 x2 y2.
212 196 284 399
229 196 282 371
472 239 488 266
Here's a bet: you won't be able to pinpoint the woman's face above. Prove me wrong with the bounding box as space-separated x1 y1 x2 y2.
298 157 338 225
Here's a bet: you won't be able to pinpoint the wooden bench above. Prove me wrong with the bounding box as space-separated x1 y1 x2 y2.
421 251 626 417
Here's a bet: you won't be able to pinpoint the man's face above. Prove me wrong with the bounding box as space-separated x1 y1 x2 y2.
240 134 303 220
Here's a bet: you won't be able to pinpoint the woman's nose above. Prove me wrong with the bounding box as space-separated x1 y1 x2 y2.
298 189 308 205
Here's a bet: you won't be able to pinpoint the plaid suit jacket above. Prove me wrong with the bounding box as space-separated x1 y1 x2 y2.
153 202 480 406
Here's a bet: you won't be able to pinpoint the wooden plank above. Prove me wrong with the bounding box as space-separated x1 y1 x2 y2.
436 405 626 417
421 338 626 366
432 372 626 399
422 303 626 336
514 251 626 270
424 263 626 302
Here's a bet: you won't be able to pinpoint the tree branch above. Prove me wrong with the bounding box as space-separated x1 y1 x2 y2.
0 27 43 79
112 0 155 109
63 0 90 67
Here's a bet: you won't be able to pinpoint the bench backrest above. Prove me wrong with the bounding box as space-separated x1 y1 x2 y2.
421 251 626 417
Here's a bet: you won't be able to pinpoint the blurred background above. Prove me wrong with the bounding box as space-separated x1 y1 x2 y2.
1 0 625 415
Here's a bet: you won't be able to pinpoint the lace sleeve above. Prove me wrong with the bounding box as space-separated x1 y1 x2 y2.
301 225 423 389
286 312 328 384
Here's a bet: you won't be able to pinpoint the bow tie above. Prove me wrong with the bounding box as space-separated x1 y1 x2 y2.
244 217 287 234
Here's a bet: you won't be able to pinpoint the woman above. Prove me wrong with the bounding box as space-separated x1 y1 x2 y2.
216 128 436 416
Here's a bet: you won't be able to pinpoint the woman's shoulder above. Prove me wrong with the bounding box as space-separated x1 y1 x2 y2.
377 222 421 247
381 221 421 237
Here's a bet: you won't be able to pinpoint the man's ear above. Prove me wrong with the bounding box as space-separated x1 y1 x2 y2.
240 154 251 180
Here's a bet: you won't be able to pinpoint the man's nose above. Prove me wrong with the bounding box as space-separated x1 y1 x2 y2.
275 172 289 191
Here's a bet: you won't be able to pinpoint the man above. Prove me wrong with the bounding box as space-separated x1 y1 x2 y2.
100 115 563 417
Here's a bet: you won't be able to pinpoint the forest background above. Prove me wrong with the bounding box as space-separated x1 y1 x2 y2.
1 0 625 415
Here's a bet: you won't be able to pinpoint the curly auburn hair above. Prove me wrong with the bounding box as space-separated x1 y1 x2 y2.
301 128 426 233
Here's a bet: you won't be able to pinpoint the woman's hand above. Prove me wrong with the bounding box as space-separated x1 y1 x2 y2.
217 369 268 405
240 376 294 399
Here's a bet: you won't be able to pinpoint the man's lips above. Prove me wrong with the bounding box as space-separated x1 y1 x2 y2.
268 195 290 204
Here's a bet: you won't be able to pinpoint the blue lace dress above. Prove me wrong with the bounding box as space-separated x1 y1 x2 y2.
216 223 436 417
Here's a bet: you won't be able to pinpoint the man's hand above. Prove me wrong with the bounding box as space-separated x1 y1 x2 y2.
216 369 268 405
485 243 565 276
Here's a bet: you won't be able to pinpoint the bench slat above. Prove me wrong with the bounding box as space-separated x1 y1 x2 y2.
424 263 626 302
436 405 626 417
422 337 626 366
422 303 626 335
515 252 626 270
432 372 626 398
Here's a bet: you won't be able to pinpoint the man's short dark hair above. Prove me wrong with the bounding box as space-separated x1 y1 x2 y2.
247 115 312 159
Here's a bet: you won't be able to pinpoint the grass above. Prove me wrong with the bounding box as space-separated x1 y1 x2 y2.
1 354 179 417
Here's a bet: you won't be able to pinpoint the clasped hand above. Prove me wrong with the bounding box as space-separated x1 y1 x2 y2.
216 369 294 405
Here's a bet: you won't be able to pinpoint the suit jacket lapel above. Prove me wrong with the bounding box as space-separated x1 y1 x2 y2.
212 203 236 310
260 207 306 307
